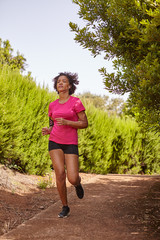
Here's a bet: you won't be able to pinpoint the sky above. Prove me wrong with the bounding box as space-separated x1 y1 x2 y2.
0 0 128 100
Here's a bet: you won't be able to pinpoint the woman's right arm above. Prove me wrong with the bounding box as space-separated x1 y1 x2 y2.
42 118 54 135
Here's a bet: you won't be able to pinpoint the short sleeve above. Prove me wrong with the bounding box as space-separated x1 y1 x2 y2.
74 98 85 113
48 103 52 117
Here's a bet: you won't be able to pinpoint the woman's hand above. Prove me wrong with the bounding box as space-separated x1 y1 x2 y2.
55 118 67 126
42 127 52 135
55 111 88 129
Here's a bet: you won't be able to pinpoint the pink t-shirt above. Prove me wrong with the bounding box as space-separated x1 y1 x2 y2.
48 96 85 145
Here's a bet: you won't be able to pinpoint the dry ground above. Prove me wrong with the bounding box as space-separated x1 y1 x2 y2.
0 164 160 239
0 164 94 236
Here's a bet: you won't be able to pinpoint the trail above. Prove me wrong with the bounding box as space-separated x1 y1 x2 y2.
0 174 160 240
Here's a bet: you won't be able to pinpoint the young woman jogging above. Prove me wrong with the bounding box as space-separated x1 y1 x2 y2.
42 72 88 218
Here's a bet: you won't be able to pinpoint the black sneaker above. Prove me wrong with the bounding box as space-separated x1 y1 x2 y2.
58 206 70 218
75 184 84 199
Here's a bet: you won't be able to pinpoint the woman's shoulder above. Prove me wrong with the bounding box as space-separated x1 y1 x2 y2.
70 95 81 102
49 99 59 107
70 96 84 109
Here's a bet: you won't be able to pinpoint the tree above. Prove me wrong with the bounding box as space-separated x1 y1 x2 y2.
0 38 26 71
69 0 160 131
78 92 125 115
106 98 125 116
78 91 109 110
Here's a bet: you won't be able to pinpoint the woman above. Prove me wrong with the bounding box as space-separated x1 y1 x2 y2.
42 72 88 218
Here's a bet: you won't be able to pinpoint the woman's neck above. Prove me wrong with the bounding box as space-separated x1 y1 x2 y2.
58 92 70 104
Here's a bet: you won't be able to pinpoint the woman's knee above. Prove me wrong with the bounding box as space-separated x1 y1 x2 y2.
67 174 79 186
56 170 66 183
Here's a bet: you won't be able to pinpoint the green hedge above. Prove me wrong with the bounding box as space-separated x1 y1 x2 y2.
78 102 160 174
0 66 57 174
0 66 160 175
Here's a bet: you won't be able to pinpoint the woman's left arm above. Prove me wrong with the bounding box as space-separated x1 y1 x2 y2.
55 111 88 129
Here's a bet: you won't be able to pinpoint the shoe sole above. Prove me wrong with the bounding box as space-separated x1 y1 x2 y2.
58 213 70 218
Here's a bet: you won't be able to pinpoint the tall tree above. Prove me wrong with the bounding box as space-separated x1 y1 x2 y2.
0 38 26 71
69 0 160 131
78 91 109 110
78 91 124 115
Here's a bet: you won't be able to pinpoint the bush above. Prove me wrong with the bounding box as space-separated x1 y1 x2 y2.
0 66 57 174
78 104 160 174
1 66 160 175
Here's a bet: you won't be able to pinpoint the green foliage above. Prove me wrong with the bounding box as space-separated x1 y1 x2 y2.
78 92 125 115
77 92 109 110
0 66 57 175
78 104 160 174
37 174 54 189
0 65 160 175
0 39 26 71
70 0 160 131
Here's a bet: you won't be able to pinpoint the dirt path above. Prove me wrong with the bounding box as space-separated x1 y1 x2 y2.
0 165 95 236
0 173 160 240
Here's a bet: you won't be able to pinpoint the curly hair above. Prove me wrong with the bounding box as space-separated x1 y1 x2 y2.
52 72 79 95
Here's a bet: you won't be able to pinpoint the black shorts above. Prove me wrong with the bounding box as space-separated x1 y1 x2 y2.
48 141 79 155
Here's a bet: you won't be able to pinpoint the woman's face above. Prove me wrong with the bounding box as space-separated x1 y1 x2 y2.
57 75 71 93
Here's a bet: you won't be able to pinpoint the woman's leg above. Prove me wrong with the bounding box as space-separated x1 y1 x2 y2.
49 149 68 206
65 154 81 186
65 154 84 199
